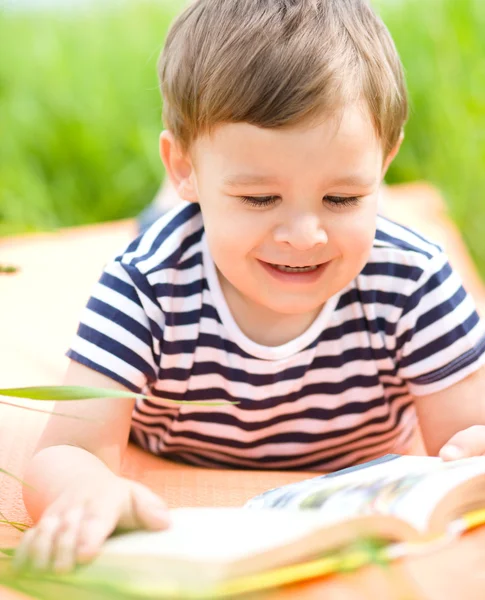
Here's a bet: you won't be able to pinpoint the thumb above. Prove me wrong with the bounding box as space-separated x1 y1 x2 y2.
439 425 485 461
129 482 171 531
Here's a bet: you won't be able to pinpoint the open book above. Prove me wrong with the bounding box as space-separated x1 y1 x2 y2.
66 454 485 598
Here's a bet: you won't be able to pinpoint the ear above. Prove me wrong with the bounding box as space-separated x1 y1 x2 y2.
381 130 404 178
159 131 198 203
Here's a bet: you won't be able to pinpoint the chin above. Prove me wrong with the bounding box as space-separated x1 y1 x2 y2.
261 299 327 316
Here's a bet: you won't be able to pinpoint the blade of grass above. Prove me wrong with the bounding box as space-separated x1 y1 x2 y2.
0 509 27 534
0 468 33 489
0 399 98 421
0 386 238 407
0 520 28 531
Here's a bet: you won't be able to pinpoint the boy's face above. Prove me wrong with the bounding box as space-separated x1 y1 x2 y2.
165 104 393 324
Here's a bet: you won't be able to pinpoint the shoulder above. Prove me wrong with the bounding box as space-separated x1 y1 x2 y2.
349 216 454 318
364 215 447 281
116 202 204 278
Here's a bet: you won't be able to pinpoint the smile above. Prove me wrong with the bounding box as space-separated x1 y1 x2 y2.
258 259 329 284
270 264 320 273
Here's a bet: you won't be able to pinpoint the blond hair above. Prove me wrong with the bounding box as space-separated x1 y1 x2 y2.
159 0 407 157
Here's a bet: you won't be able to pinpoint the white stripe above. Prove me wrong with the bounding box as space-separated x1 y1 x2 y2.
401 295 476 362
377 218 442 256
101 261 166 334
70 337 147 389
156 365 385 402
80 309 155 368
154 403 415 468
167 391 411 440
135 208 203 273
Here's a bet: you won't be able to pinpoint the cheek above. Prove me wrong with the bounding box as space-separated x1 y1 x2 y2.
332 205 377 257
204 206 267 255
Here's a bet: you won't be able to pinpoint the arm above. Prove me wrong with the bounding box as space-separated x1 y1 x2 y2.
414 364 485 458
23 360 136 521
18 360 169 573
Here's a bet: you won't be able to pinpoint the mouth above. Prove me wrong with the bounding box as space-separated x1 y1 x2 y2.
269 264 321 273
258 259 329 284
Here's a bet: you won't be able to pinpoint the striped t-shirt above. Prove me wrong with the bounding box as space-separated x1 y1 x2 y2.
68 202 485 471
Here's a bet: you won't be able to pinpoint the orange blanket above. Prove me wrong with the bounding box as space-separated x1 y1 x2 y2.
1 183 485 599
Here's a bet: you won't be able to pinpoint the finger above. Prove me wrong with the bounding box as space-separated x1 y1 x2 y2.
12 527 38 571
76 515 118 564
129 483 171 531
440 425 485 460
51 506 85 574
76 494 122 564
20 515 61 572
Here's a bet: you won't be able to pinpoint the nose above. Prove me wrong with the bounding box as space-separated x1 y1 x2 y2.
273 212 328 251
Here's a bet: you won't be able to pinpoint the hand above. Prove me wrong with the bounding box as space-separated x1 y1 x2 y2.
439 425 485 460
13 474 170 574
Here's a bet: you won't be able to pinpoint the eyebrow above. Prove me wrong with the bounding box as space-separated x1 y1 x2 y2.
222 174 280 187
223 173 376 188
329 175 377 188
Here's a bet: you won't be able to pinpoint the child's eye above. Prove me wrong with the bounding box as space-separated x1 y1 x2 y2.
239 195 279 207
324 195 360 208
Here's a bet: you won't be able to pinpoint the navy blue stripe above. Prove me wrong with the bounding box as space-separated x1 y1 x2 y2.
415 286 466 332
136 375 385 408
120 262 168 308
158 319 395 358
375 228 434 259
337 287 408 309
148 228 204 274
152 278 208 299
99 271 139 304
130 203 201 267
67 351 142 393
162 303 221 327
158 346 398 385
129 427 151 449
175 401 389 430
98 265 165 340
400 260 452 319
75 325 157 383
139 400 412 466
361 262 423 281
378 217 442 252
410 334 485 385
400 311 480 369
86 297 157 349
116 232 144 260
336 288 407 312
176 251 203 271
130 416 410 470
396 286 466 353
164 308 202 328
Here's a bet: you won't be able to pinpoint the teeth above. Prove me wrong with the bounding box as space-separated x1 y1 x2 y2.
272 264 319 273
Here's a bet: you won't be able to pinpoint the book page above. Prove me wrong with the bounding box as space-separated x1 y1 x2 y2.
103 507 338 564
245 455 485 532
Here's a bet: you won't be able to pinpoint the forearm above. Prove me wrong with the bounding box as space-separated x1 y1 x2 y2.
23 445 120 523
415 367 485 456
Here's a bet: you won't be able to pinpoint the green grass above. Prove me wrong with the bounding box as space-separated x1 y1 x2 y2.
375 0 485 272
1 0 485 277
0 1 179 235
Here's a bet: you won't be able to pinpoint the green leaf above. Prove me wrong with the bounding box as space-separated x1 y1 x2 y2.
0 386 238 407
0 399 98 421
0 522 28 532
0 508 27 534
0 468 33 489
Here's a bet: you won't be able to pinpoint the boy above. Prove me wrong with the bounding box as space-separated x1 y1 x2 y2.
16 0 485 575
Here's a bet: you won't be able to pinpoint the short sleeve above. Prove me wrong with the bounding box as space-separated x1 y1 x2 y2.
395 253 485 396
67 258 164 393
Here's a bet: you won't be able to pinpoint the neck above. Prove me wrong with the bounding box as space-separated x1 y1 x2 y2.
219 275 323 347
